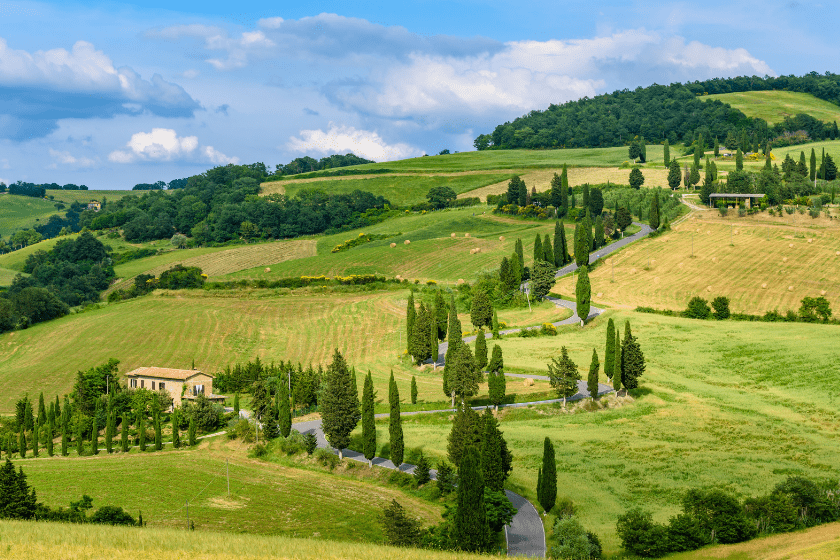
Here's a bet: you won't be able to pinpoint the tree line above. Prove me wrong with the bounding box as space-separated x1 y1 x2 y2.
474 73 840 150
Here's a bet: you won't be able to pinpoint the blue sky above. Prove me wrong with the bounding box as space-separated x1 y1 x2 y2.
0 0 837 189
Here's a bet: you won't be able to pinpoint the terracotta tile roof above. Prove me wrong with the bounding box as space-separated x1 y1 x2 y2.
124 367 214 380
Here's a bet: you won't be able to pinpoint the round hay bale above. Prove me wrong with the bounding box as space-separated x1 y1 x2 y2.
597 292 603 297
523 378 535 387
788 286 794 291
499 236 505 241
451 233 456 238
264 267 271 273
761 283 767 289
404 240 411 245
630 268 637 274
469 249 476 255
836 251 840 256
734 229 739 235
474 247 481 254
390 242 397 248
808 238 813 243
712 257 717 263
456 279 465 285
465 233 470 237
789 243 794 248
783 257 788 262
706 285 712 292
821 290 827 296
396 275 402 281
654 277 660 284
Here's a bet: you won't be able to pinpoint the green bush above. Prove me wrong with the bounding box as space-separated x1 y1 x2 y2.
314 448 339 470
711 296 730 320
685 297 711 319
303 432 317 455
276 430 306 455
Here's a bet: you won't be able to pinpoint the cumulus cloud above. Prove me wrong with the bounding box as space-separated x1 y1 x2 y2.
109 128 238 164
326 29 774 122
48 149 96 168
287 124 422 162
0 37 200 140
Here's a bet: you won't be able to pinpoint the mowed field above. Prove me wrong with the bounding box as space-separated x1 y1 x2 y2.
703 90 840 125
261 173 512 206
0 518 484 560
45 189 139 205
553 205 840 314
394 310 840 554
671 522 840 559
0 193 62 238
16 437 442 542
227 206 571 284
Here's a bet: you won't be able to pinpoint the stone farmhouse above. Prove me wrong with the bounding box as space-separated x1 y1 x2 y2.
124 367 225 409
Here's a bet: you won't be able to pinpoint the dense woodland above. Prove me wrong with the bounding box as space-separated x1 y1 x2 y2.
476 73 840 150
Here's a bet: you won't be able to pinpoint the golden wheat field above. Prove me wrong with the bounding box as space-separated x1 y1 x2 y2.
553 206 840 314
462 167 671 201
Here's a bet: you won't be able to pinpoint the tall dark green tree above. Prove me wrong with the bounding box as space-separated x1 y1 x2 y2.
454 446 491 553
613 330 622 393
138 412 146 452
663 139 670 166
46 416 54 457
735 147 743 171
105 410 113 454
714 136 720 158
36 393 46 427
668 159 682 190
362 371 376 467
434 290 448 341
620 321 646 391
649 189 660 230
481 409 506 493
553 221 565 266
120 413 129 453
575 265 591 326
491 309 499 339
443 295 462 400
233 392 240 415
533 234 543 264
541 234 553 266
410 375 418 404
573 221 587 267
810 148 817 181
514 238 524 280
410 303 433 365
154 411 162 451
475 329 488 371
388 372 404 468
560 164 569 214
518 178 527 206
188 416 196 446
693 143 702 169
321 349 361 459
450 343 480 405
548 346 580 407
448 402 483 467
91 414 99 455
470 289 493 330
594 216 604 249
18 430 26 459
278 377 291 438
172 409 180 449
587 348 600 400
506 176 523 205
538 437 556 514
405 291 416 353
604 318 616 380
629 167 645 189
550 172 562 208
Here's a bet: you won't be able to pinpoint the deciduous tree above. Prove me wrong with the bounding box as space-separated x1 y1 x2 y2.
548 347 580 407
629 168 645 189
470 289 493 330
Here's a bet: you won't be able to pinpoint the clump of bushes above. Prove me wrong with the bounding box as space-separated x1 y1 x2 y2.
331 232 395 253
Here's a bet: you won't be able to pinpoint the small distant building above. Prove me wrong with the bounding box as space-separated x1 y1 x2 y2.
124 367 225 409
87 200 101 211
708 193 765 209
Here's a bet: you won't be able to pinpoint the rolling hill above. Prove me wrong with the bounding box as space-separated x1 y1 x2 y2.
703 90 840 125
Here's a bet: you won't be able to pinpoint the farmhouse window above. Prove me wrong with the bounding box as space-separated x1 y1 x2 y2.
141 380 145 388
130 379 137 388
193 384 204 396
159 382 165 391
152 381 156 390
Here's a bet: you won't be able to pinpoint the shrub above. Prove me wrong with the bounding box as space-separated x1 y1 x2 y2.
685 297 711 319
314 448 339 470
250 443 268 458
157 265 206 289
303 432 318 455
276 430 306 455
540 323 558 335
711 296 730 319
615 509 672 558
388 470 416 489
552 515 601 560
90 505 136 526
381 499 422 547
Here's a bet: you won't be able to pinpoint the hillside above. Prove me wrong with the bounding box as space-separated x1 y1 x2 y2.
0 194 61 238
703 90 840 125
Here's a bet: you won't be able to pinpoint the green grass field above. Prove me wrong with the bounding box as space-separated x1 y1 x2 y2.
0 518 485 560
45 189 139 205
16 437 441 542
391 310 840 554
0 194 62 238
703 90 840 125
262 173 513 206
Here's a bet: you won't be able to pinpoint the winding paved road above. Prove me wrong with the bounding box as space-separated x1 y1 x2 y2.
289 220 657 557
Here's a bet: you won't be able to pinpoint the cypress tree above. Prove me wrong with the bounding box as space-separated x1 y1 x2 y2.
488 345 505 408
810 148 817 181
573 221 585 267
406 291 416 353
582 183 590 212
543 234 554 266
538 437 556 514
605 318 615 380
233 393 240 415
639 136 647 162
410 303 432 365
320 349 360 459
188 417 196 447
362 371 376 467
594 216 604 249
587 348 600 400
453 446 490 552
32 422 39 457
553 221 563 266
61 416 68 456
536 467 543 511
388 372 404 468
663 139 670 166
443 296 462 400
172 410 180 449
509 252 522 288
138 412 146 452
46 416 54 457
735 147 743 171
54 395 61 422
560 164 569 213
278 378 291 438
434 290 448 341
693 143 702 169
491 309 499 338
19 430 26 459
613 330 622 393
621 320 646 390
75 420 84 456
470 289 493 330
105 411 113 454
550 172 562 208
649 189 660 230
91 416 99 455
154 412 162 451
533 234 543 264
514 238 524 279
24 400 33 432
475 329 488 371
37 393 46 427
575 265 591 326
481 409 505 492
120 413 129 453
518 179 527 206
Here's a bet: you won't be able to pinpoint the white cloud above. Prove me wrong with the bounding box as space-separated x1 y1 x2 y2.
108 128 237 164
287 124 422 162
48 148 96 168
